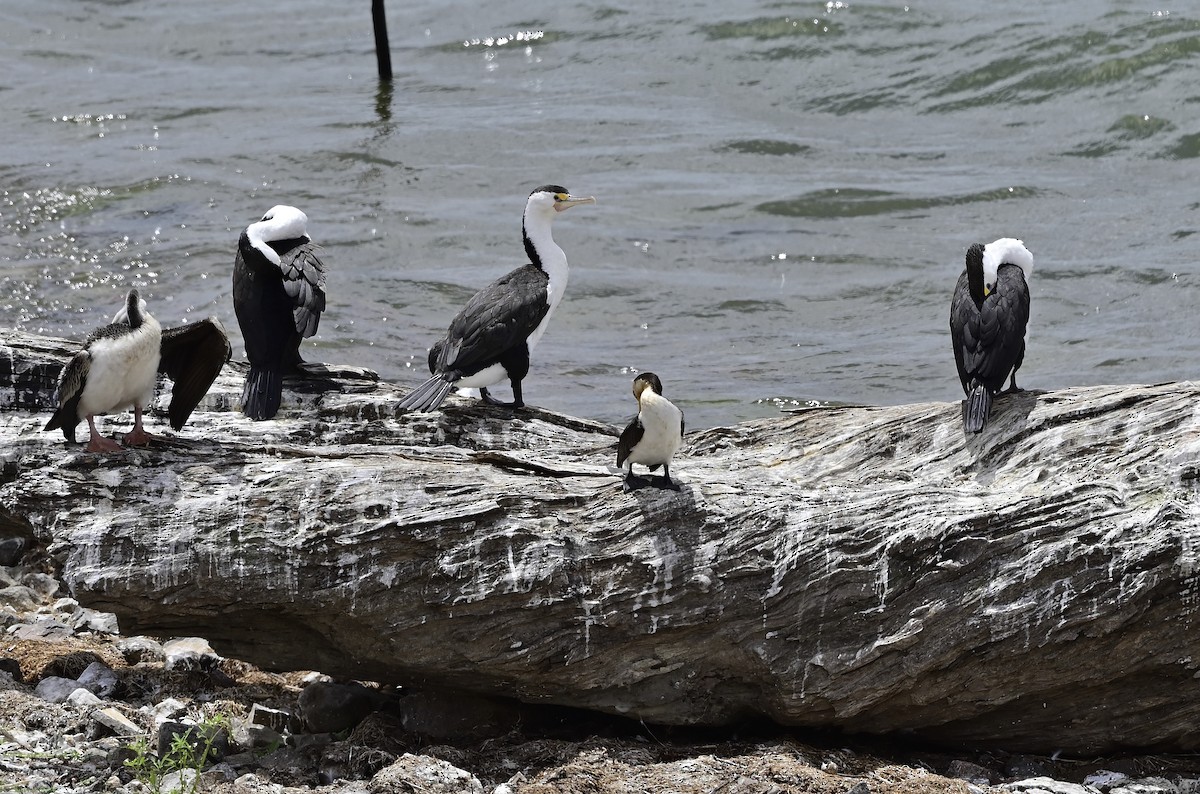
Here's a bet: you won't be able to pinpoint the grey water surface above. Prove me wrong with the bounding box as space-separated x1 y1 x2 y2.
2 1 1197 429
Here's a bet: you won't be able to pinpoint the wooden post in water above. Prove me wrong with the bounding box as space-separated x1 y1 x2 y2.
372 0 393 81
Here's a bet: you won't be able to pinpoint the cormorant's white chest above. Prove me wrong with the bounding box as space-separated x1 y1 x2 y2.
79 317 162 417
627 391 683 466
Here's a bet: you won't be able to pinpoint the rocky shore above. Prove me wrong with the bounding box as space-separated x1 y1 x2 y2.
3 547 1200 794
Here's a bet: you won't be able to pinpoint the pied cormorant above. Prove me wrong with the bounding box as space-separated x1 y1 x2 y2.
616 372 685 491
44 289 231 453
232 204 327 420
949 238 1033 433
398 185 595 412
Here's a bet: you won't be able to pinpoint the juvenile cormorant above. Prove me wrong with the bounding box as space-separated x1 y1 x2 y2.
232 204 326 420
949 238 1033 433
616 372 685 491
398 185 595 413
44 289 232 453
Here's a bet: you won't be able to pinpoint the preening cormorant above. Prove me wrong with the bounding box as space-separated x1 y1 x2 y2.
44 289 230 452
949 238 1033 433
616 372 685 491
398 185 595 413
232 204 327 420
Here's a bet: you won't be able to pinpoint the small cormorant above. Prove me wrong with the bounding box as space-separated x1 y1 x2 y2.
232 204 327 420
616 372 685 491
949 238 1033 433
44 289 229 452
398 185 595 413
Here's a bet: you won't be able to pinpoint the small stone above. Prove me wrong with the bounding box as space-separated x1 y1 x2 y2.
1110 779 1175 794
1083 770 1128 789
68 687 104 708
117 636 165 665
298 680 389 734
35 675 82 703
370 753 484 794
93 706 142 737
78 660 120 698
160 768 198 794
0 657 22 682
79 608 120 635
163 637 222 671
846 783 871 794
9 622 72 642
149 697 188 725
52 596 80 614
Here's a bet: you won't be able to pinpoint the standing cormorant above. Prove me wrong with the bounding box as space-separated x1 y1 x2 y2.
232 204 326 420
44 289 232 453
616 372 685 491
949 238 1033 433
398 185 595 412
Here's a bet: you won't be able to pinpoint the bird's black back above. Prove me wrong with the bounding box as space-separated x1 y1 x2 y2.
950 263 1030 394
430 264 551 379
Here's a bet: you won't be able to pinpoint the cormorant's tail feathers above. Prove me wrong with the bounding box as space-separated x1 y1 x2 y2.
242 366 283 421
398 375 457 413
964 385 992 434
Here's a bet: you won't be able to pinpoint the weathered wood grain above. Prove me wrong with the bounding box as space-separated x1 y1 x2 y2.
2 329 1198 753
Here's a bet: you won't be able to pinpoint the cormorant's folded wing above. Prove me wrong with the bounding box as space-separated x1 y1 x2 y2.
278 241 327 338
159 318 232 430
435 266 550 374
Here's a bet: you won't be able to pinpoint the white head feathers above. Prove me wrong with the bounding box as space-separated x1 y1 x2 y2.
981 238 1033 289
247 205 310 266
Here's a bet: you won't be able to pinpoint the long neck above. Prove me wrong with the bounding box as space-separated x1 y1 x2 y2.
523 212 569 306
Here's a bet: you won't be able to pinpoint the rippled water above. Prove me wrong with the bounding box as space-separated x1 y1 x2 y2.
2 1 1197 429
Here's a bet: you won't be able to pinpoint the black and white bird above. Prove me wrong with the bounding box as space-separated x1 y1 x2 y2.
949 238 1033 433
616 372 685 491
398 185 595 413
232 204 326 420
44 289 230 452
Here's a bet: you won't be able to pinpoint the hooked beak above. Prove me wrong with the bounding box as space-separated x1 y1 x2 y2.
556 194 597 212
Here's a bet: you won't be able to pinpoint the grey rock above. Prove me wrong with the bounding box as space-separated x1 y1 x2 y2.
78 607 120 634
0 537 26 566
846 783 871 794
1004 778 1095 794
1110 779 1177 794
117 635 165 665
0 584 38 612
9 621 72 642
162 637 222 671
93 706 142 737
5 332 1200 754
78 660 119 698
35 675 82 703
67 687 104 708
370 754 483 794
22 572 58 601
298 681 390 734
159 768 198 794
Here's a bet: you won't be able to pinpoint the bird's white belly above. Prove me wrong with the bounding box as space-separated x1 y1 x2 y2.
628 397 683 466
78 324 161 417
456 362 507 390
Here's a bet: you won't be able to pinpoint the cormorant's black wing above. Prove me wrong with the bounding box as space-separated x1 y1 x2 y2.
277 240 327 338
949 271 974 394
616 415 644 467
159 318 232 430
954 265 1030 393
43 349 90 441
434 265 551 376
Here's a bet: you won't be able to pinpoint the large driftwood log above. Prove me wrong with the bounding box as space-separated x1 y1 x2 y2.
2 329 1199 754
